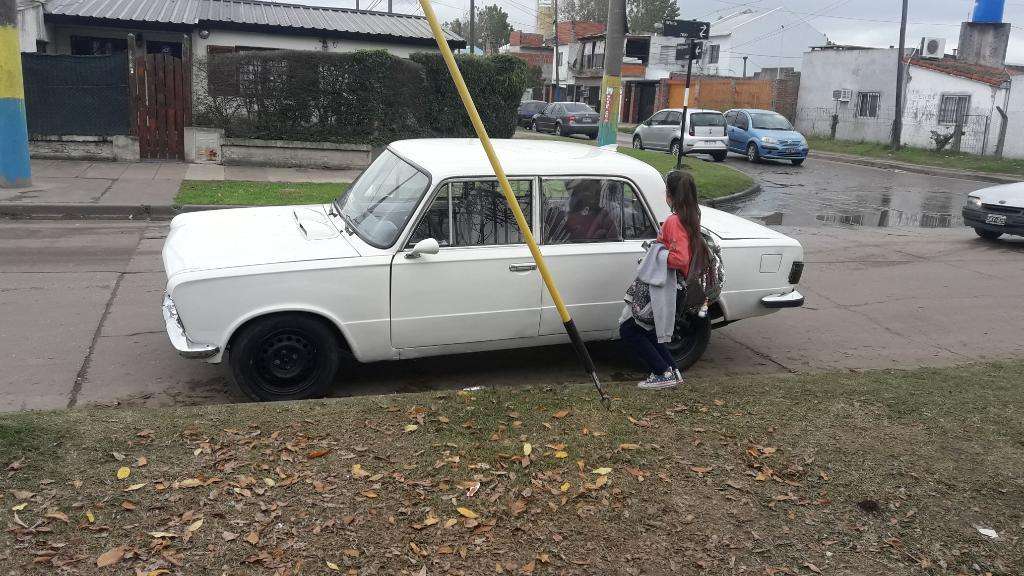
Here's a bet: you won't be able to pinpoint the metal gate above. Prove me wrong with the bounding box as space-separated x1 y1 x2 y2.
130 53 190 160
21 54 130 135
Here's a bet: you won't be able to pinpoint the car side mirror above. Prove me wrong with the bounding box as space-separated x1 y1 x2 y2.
405 238 440 259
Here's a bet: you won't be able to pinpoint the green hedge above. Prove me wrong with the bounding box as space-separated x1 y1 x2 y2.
194 50 528 145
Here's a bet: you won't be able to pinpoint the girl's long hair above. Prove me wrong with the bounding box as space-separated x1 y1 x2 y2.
665 170 702 267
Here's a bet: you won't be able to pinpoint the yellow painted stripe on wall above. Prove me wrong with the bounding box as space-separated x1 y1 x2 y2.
0 27 26 100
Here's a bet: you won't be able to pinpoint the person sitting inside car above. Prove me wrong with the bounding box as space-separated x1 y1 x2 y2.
561 179 620 242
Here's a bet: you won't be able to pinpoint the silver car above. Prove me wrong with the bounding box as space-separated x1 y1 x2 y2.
632 108 729 162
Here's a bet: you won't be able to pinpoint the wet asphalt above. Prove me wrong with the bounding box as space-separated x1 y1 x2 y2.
1 156 1020 412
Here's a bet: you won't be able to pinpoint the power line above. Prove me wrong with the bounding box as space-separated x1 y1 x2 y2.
727 0 855 53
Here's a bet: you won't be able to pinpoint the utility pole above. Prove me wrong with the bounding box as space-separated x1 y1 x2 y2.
676 40 697 167
742 56 748 77
891 0 909 150
469 0 475 54
552 0 559 101
596 0 626 147
1 0 32 187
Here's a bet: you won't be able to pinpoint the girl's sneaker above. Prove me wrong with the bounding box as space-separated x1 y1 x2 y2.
638 370 678 390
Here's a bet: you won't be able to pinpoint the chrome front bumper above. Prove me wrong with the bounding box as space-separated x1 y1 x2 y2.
761 290 805 309
162 293 219 359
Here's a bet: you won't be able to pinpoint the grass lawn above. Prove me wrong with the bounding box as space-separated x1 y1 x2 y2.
808 136 1024 177
2 361 1021 574
515 130 754 200
175 180 349 206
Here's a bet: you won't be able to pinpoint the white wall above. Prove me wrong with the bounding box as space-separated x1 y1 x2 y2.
702 10 826 77
192 28 436 59
47 24 187 54
16 2 47 52
646 34 686 80
901 65 1008 155
795 48 899 143
1001 76 1024 158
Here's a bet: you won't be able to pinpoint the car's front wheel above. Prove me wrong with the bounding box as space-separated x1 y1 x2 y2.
229 313 341 402
555 123 564 137
975 228 1003 240
711 151 727 162
746 142 761 163
791 159 805 166
669 139 681 157
530 120 537 131
667 313 711 371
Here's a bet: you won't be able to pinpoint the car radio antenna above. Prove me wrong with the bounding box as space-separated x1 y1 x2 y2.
416 0 612 410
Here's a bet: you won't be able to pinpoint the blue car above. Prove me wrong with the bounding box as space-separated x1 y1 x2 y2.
724 109 808 166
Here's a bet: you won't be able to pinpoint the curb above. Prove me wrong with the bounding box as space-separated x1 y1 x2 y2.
0 204 243 221
705 183 761 207
809 151 1021 184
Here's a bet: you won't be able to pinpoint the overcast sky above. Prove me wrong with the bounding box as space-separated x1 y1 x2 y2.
289 0 1024 64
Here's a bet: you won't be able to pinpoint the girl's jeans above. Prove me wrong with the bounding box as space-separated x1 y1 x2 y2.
619 318 678 375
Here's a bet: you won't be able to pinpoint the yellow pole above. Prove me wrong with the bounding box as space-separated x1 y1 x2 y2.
417 0 609 406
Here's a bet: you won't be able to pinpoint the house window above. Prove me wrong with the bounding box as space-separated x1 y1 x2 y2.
70 35 127 55
856 92 880 118
707 44 720 64
938 94 970 125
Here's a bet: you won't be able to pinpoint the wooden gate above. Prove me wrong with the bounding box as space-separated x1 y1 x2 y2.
129 53 190 160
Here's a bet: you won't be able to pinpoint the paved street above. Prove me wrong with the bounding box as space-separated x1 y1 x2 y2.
1 158 1022 412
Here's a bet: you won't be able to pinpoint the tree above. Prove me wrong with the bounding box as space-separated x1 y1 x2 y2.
444 4 512 54
627 0 679 34
477 5 513 54
558 0 607 24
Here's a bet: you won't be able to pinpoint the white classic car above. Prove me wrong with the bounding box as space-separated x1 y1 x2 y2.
162 139 804 401
962 181 1024 240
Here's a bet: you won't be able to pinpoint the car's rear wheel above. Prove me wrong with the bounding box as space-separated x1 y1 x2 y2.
747 142 761 163
229 313 341 402
975 228 1003 240
555 123 564 137
711 151 727 162
667 313 712 370
530 120 537 131
632 135 644 150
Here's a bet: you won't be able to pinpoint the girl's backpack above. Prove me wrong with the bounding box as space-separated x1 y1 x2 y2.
680 232 725 314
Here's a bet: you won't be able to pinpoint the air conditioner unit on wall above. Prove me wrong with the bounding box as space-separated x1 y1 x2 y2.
920 37 945 59
832 89 852 102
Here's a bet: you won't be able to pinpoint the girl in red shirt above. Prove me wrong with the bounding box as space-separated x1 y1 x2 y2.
620 170 702 389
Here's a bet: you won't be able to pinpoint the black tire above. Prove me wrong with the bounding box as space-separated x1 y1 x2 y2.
791 159 805 166
229 313 341 402
666 313 712 371
587 133 597 140
530 120 537 131
711 151 727 162
555 123 564 137
669 139 680 156
975 228 1003 240
746 142 761 163
632 135 644 150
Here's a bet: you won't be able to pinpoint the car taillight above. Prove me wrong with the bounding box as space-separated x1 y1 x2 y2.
568 115 576 123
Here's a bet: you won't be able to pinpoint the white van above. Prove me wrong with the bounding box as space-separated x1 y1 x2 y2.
631 108 730 162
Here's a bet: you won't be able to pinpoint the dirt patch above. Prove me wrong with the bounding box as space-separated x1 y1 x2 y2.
2 362 1022 575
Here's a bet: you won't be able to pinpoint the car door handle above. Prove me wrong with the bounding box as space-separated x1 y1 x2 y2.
509 263 537 272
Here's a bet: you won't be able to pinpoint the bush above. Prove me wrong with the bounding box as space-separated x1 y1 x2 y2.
193 50 528 145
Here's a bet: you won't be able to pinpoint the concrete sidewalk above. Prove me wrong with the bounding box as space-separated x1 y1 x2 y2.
0 159 359 206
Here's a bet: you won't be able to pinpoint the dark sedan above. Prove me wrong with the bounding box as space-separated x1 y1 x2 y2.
516 100 548 128
531 101 599 138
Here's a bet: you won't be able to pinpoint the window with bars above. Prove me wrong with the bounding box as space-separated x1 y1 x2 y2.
938 94 970 125
707 44 720 64
856 92 880 118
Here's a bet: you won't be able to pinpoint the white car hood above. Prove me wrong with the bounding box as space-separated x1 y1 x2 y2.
973 182 1024 207
163 205 359 278
701 207 792 241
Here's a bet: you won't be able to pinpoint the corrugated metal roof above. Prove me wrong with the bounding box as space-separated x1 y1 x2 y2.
44 0 463 42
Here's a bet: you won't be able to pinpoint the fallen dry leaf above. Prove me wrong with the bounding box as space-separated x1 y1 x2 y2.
307 449 331 459
222 531 239 541
186 518 203 533
11 503 27 511
175 478 203 489
523 443 532 456
124 482 147 492
404 424 419 432
456 506 478 519
116 466 131 480
96 546 125 568
552 409 571 419
343 548 360 558
619 443 641 450
244 531 260 545
690 466 714 475
45 510 69 523
804 562 822 574
553 451 568 459
591 467 612 475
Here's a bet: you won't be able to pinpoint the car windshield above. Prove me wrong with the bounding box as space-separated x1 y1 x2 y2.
750 112 793 130
691 113 726 126
563 103 594 113
335 150 430 248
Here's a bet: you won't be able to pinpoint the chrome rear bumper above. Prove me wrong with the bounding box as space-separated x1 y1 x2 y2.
761 290 805 309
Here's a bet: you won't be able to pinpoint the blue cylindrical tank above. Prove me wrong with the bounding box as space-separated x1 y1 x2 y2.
972 0 1005 23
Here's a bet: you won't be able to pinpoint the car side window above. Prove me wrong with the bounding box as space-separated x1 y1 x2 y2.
541 178 657 244
408 185 451 247
724 111 736 126
543 104 556 116
648 111 667 125
665 111 682 126
452 180 533 246
736 113 749 131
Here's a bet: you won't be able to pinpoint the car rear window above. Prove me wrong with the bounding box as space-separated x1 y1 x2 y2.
691 113 726 127
563 103 595 113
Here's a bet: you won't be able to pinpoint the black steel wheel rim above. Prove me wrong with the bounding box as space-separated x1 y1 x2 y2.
666 313 700 357
253 328 321 395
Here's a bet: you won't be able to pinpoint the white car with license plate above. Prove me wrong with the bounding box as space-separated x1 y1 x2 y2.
162 139 804 401
632 108 729 162
962 182 1024 240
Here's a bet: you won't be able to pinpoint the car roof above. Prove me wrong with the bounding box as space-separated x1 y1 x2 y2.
731 108 779 114
388 139 663 182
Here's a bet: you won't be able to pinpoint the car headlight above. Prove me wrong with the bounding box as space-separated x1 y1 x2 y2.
966 196 982 208
760 136 777 144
